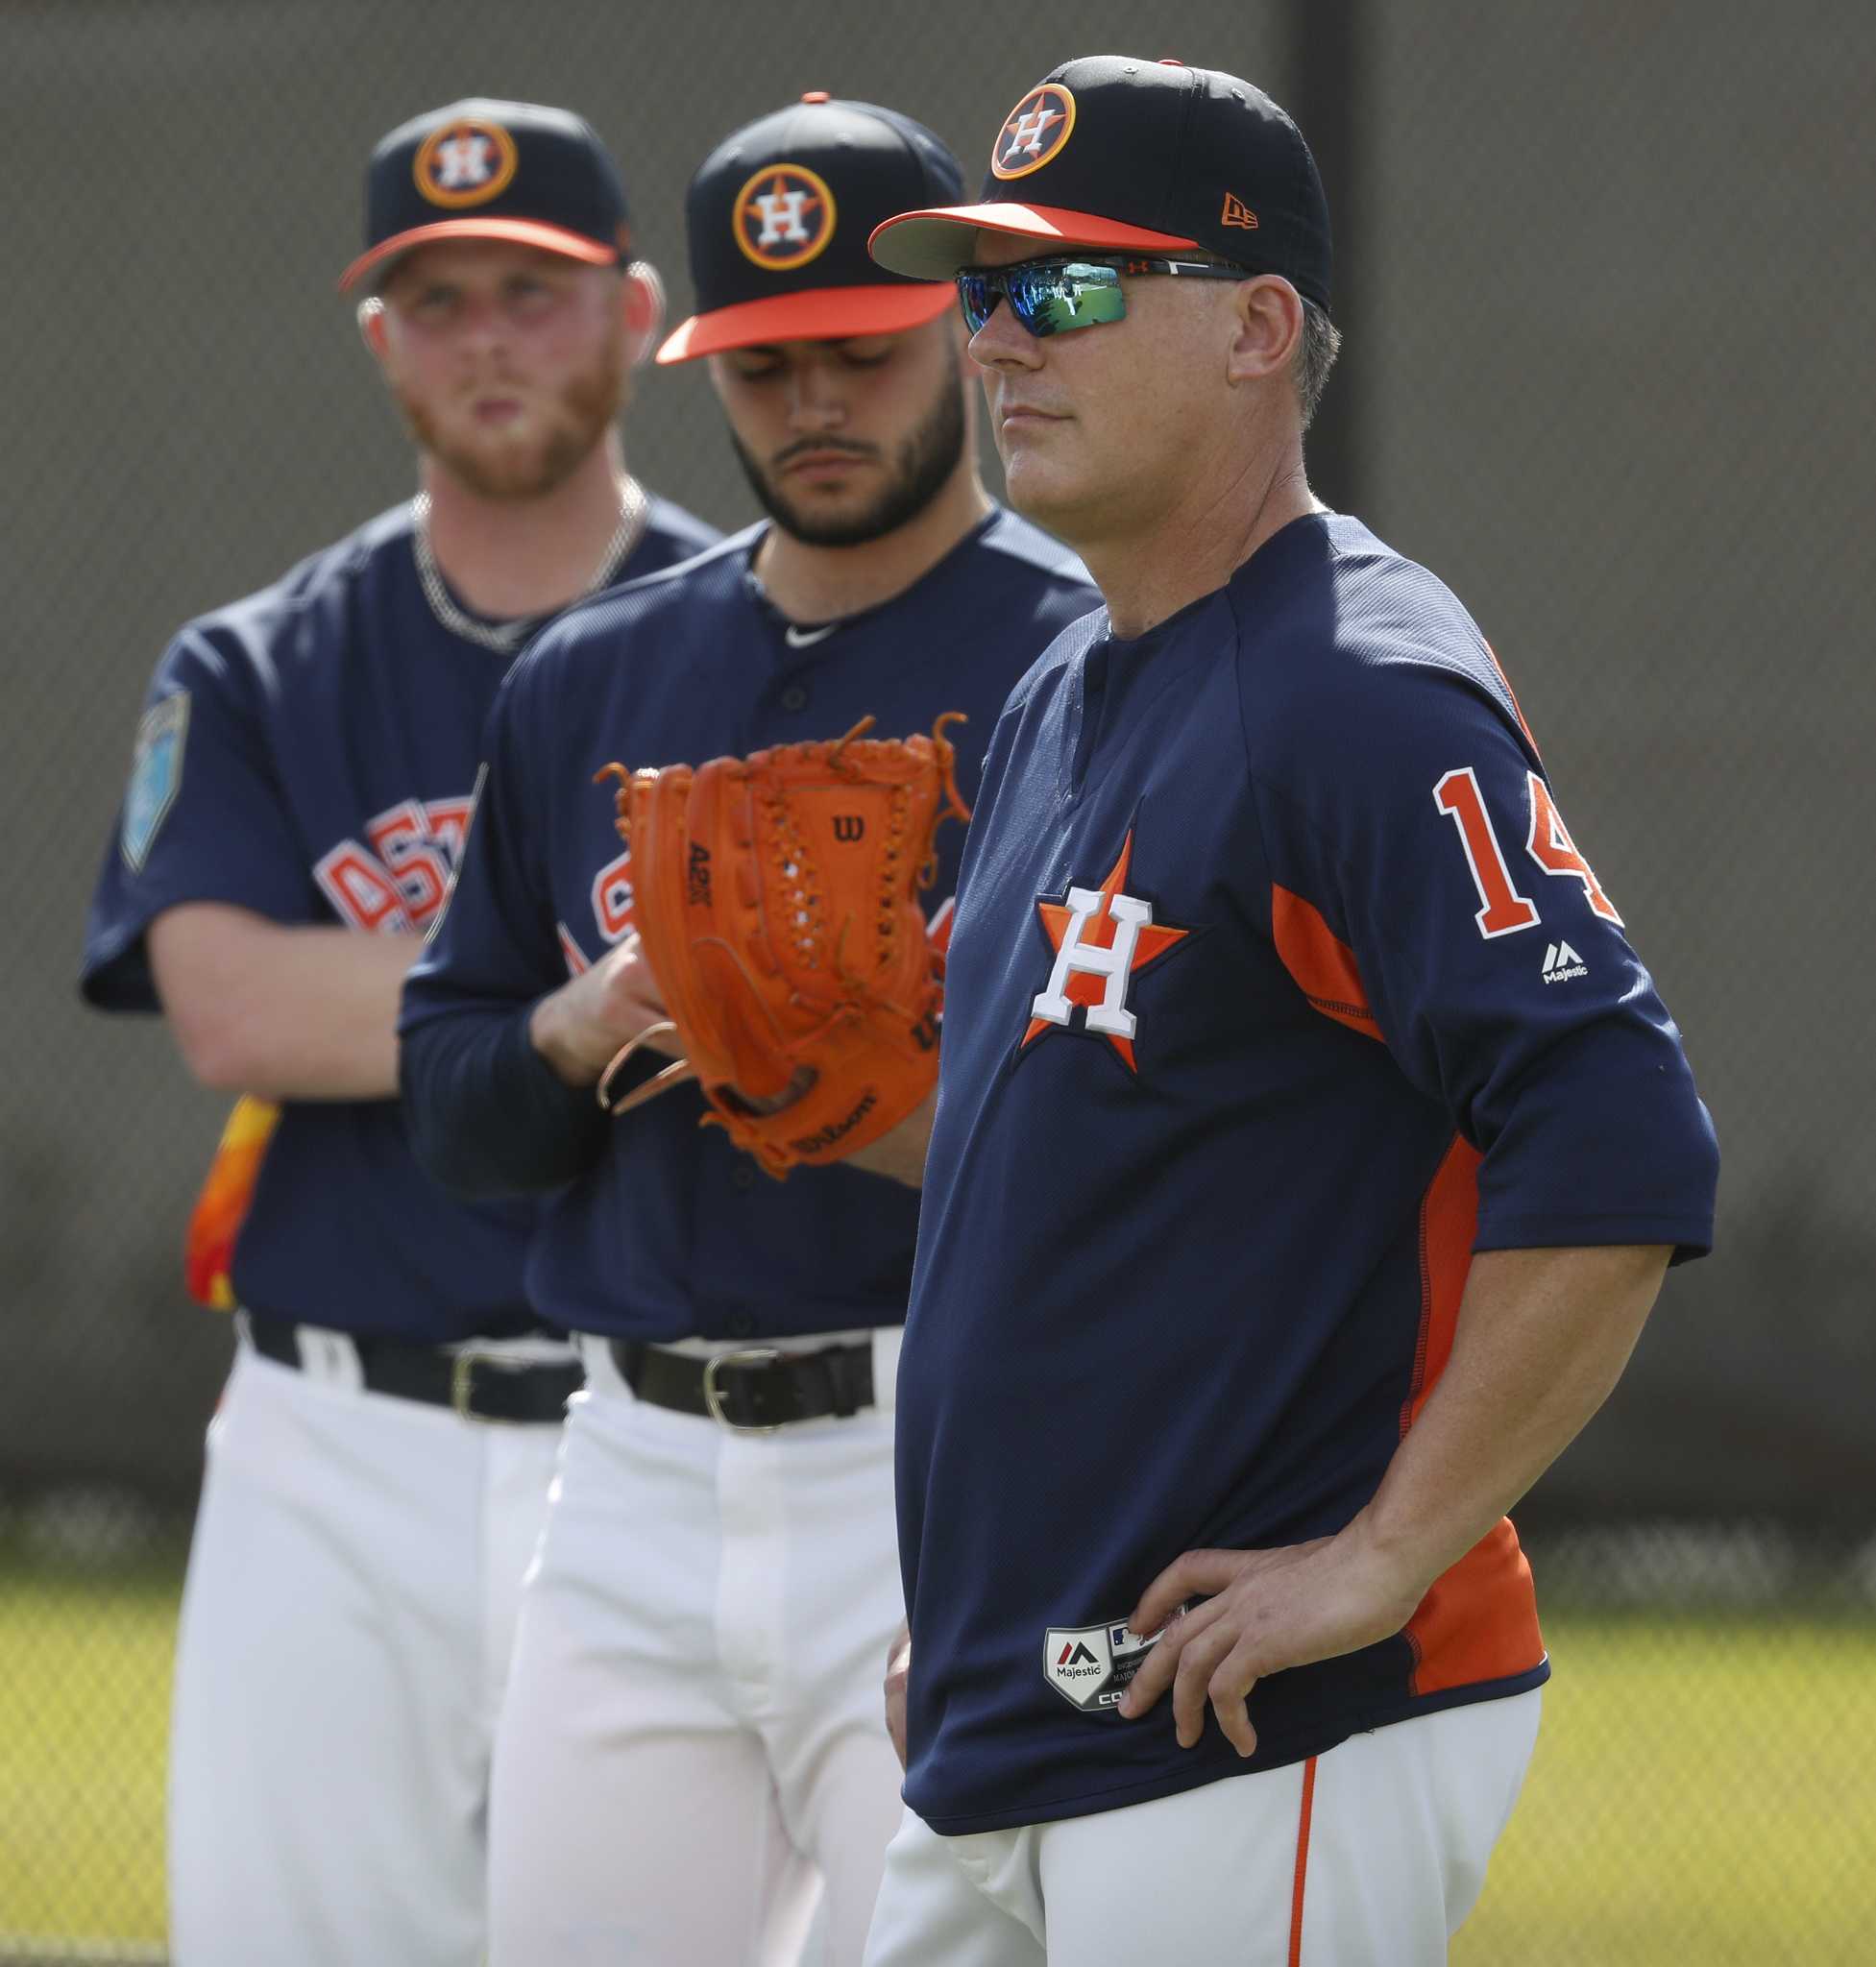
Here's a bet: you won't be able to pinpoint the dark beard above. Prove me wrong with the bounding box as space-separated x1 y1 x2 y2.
730 371 967 548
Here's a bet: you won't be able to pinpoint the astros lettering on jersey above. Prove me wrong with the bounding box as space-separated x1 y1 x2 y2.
82 496 715 1337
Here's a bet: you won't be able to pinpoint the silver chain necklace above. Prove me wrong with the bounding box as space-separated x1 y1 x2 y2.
410 474 649 655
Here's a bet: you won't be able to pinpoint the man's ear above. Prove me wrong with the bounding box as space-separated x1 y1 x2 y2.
622 261 668 368
356 295 391 363
1226 275 1303 388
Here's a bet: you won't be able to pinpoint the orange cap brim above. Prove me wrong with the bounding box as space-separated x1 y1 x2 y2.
337 219 620 293
868 203 1201 280
655 282 957 364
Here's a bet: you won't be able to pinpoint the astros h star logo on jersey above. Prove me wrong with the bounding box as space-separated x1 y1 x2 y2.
734 162 837 271
413 117 519 208
1021 828 1194 1073
991 83 1077 180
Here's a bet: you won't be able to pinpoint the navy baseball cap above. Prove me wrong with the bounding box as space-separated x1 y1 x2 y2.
656 93 965 363
868 57 1332 312
338 98 631 293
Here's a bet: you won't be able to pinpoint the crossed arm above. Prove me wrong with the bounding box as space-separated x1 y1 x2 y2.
149 902 419 1100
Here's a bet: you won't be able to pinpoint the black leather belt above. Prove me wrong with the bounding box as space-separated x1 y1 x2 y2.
610 1337 874 1431
246 1315 582 1424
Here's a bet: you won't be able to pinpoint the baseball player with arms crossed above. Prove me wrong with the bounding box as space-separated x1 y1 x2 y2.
858 56 1721 1964
397 93 1096 1966
78 101 715 1967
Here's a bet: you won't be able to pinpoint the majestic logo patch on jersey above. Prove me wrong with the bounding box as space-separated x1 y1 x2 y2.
121 692 190 871
314 795 474 934
1043 1617 1158 1713
413 118 520 208
1022 829 1193 1072
734 163 837 271
992 84 1077 180
1542 940 1588 984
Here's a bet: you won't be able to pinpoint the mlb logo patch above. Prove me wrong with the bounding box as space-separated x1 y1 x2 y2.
734 162 837 271
121 692 189 871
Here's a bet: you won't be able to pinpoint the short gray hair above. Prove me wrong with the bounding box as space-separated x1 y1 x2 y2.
1296 301 1342 431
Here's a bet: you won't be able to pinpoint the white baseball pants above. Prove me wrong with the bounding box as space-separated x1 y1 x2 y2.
166 1332 567 1967
864 1688 1542 1965
487 1332 907 1967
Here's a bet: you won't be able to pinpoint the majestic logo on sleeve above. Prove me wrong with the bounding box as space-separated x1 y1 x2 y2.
121 692 190 871
412 119 520 208
1022 830 1192 1072
1542 940 1588 983
992 84 1077 180
734 163 837 271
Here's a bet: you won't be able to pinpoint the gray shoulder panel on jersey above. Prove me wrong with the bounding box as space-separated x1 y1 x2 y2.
1246 512 1539 765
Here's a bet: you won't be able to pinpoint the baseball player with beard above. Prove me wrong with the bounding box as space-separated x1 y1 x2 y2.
398 94 1096 1966
857 55 1721 1964
79 100 715 1967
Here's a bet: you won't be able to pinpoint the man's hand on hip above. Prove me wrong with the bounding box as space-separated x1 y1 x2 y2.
1117 1529 1423 1757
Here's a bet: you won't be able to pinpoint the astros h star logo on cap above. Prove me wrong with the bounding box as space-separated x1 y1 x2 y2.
413 117 520 207
734 162 838 271
991 83 1077 181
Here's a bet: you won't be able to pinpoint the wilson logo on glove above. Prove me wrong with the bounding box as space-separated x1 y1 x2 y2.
592 715 970 1178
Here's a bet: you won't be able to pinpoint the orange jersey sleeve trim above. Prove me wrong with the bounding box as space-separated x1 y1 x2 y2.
1401 1132 1547 1694
1270 884 1383 1041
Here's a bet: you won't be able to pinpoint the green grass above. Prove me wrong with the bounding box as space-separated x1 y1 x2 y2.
1454 1612 1876 1965
0 1569 176 1949
1 1580 1871 1959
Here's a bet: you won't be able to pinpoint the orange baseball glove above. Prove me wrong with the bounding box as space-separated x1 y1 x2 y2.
595 715 969 1178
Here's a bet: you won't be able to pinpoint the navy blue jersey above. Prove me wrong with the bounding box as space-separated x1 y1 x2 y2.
896 512 1719 1834
399 511 1097 1341
80 496 719 1342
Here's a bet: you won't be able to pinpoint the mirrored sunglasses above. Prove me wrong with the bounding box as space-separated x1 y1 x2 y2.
954 255 1251 339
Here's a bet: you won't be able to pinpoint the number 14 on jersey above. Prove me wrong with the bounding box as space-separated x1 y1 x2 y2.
1434 767 1621 939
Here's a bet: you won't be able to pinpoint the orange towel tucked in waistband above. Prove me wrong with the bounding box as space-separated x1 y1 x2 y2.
184 1096 280 1308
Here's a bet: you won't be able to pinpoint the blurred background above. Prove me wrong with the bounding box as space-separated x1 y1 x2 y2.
3 0 1870 1960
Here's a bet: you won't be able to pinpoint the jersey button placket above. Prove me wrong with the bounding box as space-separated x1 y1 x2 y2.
779 683 809 714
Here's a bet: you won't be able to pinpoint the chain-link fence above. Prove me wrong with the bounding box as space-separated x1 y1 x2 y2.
4 0 1870 1958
